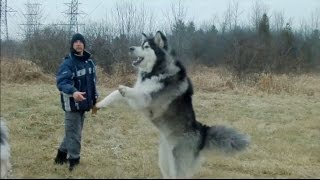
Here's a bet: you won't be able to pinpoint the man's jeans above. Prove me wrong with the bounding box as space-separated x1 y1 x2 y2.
59 111 85 159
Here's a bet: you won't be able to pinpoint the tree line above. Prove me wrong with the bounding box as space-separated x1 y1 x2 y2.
1 1 319 77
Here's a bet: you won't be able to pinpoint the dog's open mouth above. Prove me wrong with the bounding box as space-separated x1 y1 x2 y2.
132 57 144 66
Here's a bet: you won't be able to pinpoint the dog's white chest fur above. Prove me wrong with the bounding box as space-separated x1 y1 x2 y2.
134 74 164 94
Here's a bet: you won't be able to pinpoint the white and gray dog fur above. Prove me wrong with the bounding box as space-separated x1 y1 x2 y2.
1 117 11 179
95 31 250 178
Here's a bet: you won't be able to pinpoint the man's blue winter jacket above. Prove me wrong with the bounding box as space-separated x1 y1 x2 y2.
56 51 98 112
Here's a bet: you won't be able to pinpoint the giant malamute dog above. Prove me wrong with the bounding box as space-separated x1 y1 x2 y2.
94 31 250 178
1 118 11 179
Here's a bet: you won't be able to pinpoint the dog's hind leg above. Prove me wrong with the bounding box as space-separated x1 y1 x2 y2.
170 140 202 178
171 146 193 178
1 159 9 179
158 135 175 179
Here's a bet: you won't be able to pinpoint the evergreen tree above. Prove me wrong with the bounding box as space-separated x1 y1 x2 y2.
258 13 271 44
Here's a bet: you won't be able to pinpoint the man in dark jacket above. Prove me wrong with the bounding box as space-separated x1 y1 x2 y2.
54 33 98 171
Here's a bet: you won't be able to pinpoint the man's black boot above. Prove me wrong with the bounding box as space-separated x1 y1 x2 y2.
54 149 68 165
68 157 80 171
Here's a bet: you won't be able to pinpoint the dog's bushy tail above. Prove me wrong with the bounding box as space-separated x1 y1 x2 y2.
202 125 250 153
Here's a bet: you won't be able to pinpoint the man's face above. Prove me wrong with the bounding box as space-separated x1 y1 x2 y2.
73 40 84 53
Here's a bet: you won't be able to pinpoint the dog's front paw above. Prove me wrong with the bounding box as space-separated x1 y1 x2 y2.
118 85 128 97
95 101 102 108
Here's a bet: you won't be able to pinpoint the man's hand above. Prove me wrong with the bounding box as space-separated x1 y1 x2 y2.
73 91 86 102
91 105 100 117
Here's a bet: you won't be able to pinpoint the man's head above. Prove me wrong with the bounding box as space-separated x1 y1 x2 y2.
70 33 86 55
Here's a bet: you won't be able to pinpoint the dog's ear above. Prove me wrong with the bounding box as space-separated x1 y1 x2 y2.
154 31 168 50
141 32 148 43
142 32 148 39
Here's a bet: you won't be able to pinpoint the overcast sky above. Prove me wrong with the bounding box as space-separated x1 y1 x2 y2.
6 0 320 39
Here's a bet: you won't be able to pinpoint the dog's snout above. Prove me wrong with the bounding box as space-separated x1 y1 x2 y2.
129 47 135 51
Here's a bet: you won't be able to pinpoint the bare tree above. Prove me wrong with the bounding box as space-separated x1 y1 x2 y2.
310 7 320 30
146 11 156 34
136 2 156 35
110 0 155 37
199 14 218 32
112 0 137 36
162 0 187 33
220 1 232 33
230 0 243 30
298 18 310 39
248 0 269 31
171 0 187 24
220 0 243 33
271 10 285 33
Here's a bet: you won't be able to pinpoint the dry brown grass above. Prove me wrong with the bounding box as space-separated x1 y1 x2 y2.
96 63 136 88
189 65 235 92
2 58 319 97
1 59 320 178
188 65 320 97
1 57 54 84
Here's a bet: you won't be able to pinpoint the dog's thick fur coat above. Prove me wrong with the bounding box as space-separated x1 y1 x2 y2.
95 31 250 178
1 118 11 179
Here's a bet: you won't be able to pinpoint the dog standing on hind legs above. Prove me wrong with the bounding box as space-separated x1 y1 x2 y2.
1 118 11 179
93 31 250 178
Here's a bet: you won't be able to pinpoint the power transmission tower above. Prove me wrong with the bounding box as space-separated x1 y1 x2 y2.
63 0 85 36
20 1 42 39
0 0 16 40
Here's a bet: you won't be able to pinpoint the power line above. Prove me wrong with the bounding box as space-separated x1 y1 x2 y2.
20 1 43 40
86 0 103 18
0 0 16 40
60 0 85 36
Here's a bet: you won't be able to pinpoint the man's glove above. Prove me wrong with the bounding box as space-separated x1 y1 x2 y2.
91 105 100 117
91 95 99 117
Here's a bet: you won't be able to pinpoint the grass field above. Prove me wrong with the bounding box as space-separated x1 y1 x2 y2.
1 59 320 178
